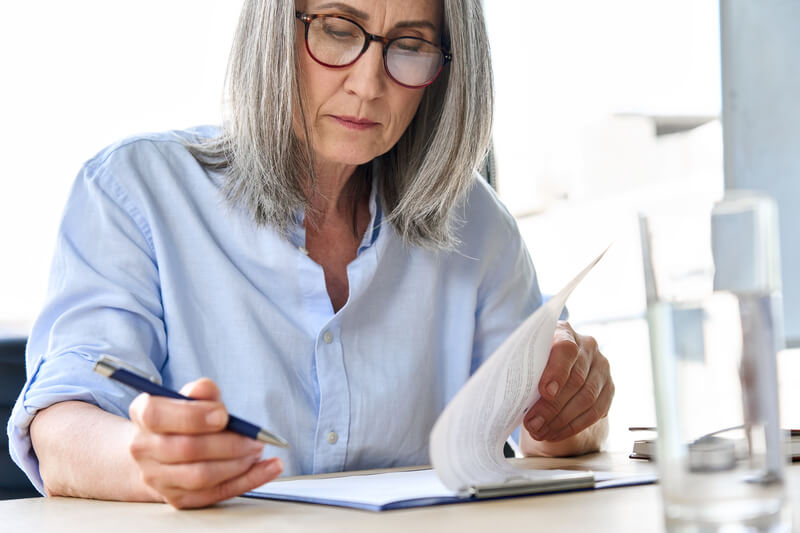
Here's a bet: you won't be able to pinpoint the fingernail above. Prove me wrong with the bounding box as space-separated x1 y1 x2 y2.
206 409 226 427
546 381 559 397
267 459 283 475
529 416 545 432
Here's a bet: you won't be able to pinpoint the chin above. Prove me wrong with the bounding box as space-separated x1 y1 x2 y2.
318 144 383 167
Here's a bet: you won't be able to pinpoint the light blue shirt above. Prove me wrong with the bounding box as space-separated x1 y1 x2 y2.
7 127 542 494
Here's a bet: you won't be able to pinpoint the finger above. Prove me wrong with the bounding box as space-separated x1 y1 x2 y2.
548 379 615 442
538 355 609 440
523 326 584 435
539 322 580 401
147 453 265 492
180 378 222 402
129 393 229 435
527 335 598 437
130 431 265 464
164 458 283 509
541 354 612 441
526 345 592 428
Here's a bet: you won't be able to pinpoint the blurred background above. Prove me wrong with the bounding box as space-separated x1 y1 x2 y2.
486 0 723 451
0 1 796 461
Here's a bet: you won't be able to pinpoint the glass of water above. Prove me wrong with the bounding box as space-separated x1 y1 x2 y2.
639 192 790 532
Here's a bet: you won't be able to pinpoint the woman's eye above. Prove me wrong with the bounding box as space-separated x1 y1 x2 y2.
323 25 357 39
396 41 423 53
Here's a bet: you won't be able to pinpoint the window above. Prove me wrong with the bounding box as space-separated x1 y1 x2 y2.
485 0 723 450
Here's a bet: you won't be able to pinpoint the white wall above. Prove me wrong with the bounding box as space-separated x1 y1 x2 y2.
0 1 243 331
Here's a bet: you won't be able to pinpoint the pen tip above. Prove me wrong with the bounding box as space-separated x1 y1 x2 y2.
258 430 290 448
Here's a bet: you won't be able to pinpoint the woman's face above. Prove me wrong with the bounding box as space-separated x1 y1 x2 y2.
294 0 443 171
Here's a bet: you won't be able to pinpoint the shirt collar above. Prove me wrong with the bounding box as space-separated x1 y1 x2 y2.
288 169 382 255
358 170 382 254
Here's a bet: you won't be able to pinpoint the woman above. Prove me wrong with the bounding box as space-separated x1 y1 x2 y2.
9 0 613 509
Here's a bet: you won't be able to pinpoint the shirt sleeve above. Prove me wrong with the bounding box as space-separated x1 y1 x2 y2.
466 182 543 447
7 153 167 494
470 215 543 373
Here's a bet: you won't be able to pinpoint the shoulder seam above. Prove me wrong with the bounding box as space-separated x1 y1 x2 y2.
87 162 158 258
85 136 187 175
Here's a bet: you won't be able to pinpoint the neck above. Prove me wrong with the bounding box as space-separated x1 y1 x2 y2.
304 160 368 232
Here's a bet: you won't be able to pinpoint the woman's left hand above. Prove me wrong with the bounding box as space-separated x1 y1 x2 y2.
522 321 614 446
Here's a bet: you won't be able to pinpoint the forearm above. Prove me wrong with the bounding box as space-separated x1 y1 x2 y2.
519 417 609 458
30 401 161 502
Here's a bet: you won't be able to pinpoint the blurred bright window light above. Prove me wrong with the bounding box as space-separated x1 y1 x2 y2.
485 0 721 216
484 1 723 452
485 0 723 320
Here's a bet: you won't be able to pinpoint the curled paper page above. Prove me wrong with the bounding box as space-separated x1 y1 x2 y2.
430 250 607 491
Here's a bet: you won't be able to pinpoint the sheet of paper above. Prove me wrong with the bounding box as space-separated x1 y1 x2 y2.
429 251 607 491
249 467 598 510
252 469 454 508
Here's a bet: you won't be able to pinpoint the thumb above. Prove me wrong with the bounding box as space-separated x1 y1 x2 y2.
179 377 222 402
551 321 578 347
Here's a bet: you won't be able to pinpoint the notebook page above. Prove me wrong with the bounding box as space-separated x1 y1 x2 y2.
252 469 455 508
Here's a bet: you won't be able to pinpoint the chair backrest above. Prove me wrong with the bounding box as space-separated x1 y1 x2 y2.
480 142 497 190
0 338 39 499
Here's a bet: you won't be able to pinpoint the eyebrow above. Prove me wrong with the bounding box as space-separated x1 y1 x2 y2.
313 2 438 33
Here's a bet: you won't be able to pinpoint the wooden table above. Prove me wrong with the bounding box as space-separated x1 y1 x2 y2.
2 453 797 532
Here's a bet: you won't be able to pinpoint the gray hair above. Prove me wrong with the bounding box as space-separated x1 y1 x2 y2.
188 0 494 250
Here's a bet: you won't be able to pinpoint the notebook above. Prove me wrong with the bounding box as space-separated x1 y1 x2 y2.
246 467 655 511
630 429 800 462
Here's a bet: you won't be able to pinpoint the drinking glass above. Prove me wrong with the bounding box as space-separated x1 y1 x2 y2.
639 192 790 532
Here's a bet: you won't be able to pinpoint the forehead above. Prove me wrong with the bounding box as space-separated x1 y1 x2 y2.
300 0 443 26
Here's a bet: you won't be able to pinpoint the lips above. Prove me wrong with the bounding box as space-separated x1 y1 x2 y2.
331 115 379 130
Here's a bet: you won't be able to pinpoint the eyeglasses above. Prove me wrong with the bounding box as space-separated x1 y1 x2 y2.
295 11 451 89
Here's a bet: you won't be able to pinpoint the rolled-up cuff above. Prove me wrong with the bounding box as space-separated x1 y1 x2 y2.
6 351 134 494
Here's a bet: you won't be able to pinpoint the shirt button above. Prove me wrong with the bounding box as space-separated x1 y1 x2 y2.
298 246 309 255
327 431 338 444
323 331 333 344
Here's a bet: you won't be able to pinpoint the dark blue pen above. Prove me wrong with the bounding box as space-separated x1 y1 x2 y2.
93 355 289 448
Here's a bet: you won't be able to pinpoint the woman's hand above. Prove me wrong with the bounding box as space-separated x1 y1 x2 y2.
128 378 283 508
521 321 614 455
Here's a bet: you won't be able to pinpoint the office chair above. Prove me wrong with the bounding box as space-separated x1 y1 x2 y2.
480 142 497 191
0 337 39 499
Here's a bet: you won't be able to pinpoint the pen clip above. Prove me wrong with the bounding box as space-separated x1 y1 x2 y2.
94 354 160 384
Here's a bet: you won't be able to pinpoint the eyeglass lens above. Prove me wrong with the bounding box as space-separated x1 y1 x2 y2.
306 16 444 87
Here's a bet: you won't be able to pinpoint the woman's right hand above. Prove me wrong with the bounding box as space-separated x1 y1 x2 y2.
128 378 283 508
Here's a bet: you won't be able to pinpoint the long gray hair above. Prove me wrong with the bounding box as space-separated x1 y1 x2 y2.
188 0 493 250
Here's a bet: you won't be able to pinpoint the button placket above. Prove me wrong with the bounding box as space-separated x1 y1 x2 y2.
312 321 349 473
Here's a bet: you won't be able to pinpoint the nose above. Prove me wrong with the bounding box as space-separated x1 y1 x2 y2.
342 40 387 101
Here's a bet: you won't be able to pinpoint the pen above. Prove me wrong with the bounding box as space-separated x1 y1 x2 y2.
93 355 289 448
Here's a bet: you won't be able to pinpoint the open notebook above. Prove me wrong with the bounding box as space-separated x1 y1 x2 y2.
247 251 655 511
246 467 656 511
